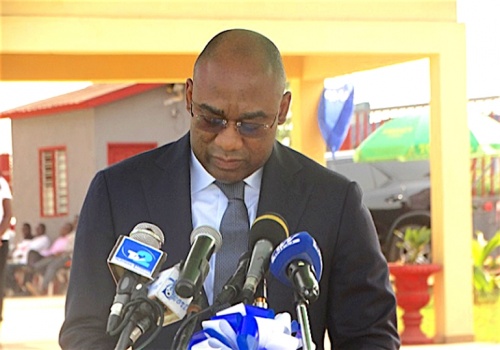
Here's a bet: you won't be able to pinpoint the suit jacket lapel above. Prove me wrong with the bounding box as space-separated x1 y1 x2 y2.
257 142 313 235
257 142 314 301
140 133 194 264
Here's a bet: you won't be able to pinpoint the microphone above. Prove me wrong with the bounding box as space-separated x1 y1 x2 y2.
175 225 222 299
148 264 193 325
240 213 289 304
172 252 251 350
106 222 167 334
114 264 194 350
174 228 252 350
114 283 161 350
270 231 323 303
213 251 250 307
171 226 222 350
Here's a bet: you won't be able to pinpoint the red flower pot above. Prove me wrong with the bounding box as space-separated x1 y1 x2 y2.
388 263 442 345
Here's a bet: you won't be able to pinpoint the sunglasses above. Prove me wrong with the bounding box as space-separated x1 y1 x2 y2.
190 102 279 139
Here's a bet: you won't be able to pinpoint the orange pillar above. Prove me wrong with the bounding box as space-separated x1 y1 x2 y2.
289 78 325 165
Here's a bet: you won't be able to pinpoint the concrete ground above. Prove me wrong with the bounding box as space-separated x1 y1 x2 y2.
0 296 64 350
0 296 499 350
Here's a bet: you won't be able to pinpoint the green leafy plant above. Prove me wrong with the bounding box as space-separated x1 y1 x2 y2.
394 226 431 264
472 230 500 303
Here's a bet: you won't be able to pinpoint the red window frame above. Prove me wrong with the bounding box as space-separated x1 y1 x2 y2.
39 146 69 217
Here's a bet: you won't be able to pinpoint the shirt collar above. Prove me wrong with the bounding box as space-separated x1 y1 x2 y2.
190 151 215 194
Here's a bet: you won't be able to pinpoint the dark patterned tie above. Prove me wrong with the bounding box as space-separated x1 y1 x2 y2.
214 180 250 297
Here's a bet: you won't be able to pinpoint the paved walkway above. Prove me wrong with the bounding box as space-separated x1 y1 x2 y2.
0 296 499 349
0 296 64 349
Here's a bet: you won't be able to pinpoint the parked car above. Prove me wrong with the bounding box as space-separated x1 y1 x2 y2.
326 150 500 261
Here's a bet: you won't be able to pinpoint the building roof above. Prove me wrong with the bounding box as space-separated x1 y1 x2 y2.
0 83 164 119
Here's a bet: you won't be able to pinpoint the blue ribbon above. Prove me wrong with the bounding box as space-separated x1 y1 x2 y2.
188 304 301 350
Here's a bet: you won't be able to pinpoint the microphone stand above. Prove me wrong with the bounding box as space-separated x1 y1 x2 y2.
173 289 204 350
253 277 268 309
295 293 316 350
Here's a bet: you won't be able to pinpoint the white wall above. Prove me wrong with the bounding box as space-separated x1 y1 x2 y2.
11 109 95 239
94 86 190 170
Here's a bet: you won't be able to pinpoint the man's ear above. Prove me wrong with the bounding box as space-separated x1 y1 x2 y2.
278 91 292 125
185 78 194 112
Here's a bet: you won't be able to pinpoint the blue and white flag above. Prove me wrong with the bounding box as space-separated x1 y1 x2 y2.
318 83 354 152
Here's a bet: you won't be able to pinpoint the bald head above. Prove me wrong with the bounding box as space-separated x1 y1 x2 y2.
194 29 287 91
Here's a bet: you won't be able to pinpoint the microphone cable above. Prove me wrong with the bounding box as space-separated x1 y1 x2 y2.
170 281 264 349
170 300 230 350
111 292 165 350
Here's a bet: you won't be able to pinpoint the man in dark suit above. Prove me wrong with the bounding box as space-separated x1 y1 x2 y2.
60 29 400 349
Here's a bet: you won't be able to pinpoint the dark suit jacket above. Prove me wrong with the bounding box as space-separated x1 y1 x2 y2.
59 133 400 349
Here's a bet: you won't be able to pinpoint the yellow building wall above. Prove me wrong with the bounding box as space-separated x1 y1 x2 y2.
0 0 474 343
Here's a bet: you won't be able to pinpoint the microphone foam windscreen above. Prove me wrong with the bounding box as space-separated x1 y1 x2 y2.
249 213 289 248
190 225 223 252
130 222 165 249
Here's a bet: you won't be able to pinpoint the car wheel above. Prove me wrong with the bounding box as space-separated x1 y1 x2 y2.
384 210 431 262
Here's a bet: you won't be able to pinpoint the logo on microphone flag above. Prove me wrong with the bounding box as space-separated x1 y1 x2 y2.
108 235 165 282
148 264 192 323
270 231 323 286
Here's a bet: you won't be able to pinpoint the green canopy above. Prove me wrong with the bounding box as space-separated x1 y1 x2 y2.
353 114 500 162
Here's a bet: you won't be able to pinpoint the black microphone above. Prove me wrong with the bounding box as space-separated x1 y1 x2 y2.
175 225 222 299
240 213 289 304
172 252 251 350
114 263 195 350
213 251 250 307
114 283 162 350
106 222 167 335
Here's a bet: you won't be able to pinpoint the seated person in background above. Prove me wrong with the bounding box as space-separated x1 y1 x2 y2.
6 223 51 295
26 221 74 295
65 215 78 258
5 223 34 295
26 223 51 265
10 223 34 264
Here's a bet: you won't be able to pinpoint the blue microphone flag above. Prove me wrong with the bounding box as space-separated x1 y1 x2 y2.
270 231 323 288
108 235 165 282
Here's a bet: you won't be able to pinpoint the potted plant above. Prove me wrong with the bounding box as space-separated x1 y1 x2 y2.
388 226 442 345
472 230 500 304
